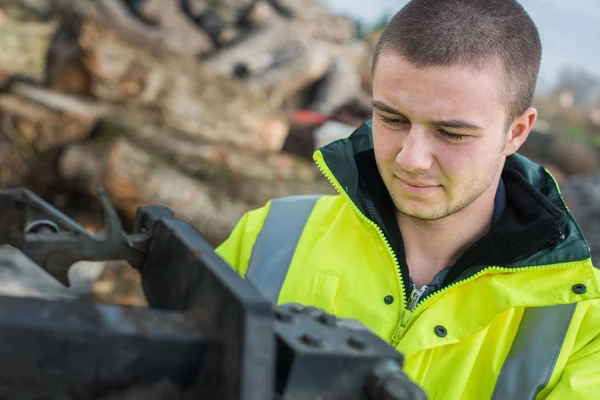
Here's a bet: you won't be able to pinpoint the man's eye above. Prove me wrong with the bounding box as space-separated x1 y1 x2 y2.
378 115 408 126
439 130 465 141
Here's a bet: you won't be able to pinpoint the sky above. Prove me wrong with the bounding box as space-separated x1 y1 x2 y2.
321 0 600 93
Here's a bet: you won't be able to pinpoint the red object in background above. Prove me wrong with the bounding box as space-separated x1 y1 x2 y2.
292 110 330 126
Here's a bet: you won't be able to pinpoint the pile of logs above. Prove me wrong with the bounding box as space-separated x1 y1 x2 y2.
1 0 599 306
0 0 379 247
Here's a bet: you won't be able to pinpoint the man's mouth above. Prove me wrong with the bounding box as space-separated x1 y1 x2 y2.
395 176 440 194
402 180 433 187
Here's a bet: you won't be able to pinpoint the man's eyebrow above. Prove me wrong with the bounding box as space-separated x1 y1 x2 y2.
372 100 483 131
372 100 402 115
430 118 483 131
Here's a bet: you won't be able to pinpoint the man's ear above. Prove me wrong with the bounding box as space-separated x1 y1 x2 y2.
502 107 538 156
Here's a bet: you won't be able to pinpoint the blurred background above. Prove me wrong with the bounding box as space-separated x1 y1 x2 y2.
0 0 598 305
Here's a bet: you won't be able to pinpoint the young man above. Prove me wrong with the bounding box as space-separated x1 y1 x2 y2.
216 1 600 398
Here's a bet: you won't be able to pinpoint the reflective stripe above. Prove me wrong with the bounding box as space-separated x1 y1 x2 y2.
246 195 322 303
492 303 577 400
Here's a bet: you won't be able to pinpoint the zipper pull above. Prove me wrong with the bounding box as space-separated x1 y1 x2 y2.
408 285 428 311
392 284 429 346
392 308 413 346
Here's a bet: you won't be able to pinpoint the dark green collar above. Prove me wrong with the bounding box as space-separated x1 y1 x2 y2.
316 120 591 271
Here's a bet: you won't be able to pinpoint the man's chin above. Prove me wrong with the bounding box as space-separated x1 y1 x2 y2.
394 200 451 221
398 209 448 221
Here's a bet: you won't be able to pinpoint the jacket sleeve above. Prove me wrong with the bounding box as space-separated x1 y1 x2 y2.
542 300 600 399
214 201 272 277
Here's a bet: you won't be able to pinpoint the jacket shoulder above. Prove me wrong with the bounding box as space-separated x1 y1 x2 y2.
215 194 343 276
215 200 272 276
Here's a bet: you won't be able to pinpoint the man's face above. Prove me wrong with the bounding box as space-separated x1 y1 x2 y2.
372 54 510 220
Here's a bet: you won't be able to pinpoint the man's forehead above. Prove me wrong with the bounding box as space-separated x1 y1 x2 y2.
373 54 507 119
374 52 504 86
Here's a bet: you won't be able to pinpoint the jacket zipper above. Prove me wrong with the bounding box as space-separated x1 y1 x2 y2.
313 152 408 309
313 151 574 347
391 284 428 346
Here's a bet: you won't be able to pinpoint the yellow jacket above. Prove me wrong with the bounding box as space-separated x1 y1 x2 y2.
216 121 600 399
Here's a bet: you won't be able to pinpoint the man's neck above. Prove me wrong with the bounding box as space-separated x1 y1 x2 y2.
397 182 500 288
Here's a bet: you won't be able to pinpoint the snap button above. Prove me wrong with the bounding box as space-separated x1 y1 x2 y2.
434 325 447 338
572 283 587 294
384 295 394 305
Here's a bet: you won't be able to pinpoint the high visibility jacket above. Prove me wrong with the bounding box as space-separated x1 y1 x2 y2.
216 121 600 400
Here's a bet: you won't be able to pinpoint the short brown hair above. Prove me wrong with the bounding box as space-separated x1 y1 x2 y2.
372 0 542 127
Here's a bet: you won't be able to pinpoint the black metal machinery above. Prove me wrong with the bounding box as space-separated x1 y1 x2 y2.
0 187 427 400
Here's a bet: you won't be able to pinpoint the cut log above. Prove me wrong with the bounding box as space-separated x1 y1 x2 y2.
58 137 333 245
0 93 96 152
68 0 166 56
10 82 111 117
0 13 57 82
204 20 333 107
0 86 98 187
183 0 255 25
310 55 362 114
284 0 356 44
11 79 289 156
130 0 215 56
75 20 290 151
203 20 297 75
240 0 281 27
244 42 332 108
94 114 294 180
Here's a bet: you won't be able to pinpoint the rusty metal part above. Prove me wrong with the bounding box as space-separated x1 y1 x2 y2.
0 187 150 286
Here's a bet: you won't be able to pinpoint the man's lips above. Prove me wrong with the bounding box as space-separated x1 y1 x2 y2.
394 176 440 193
395 176 438 187
401 180 434 187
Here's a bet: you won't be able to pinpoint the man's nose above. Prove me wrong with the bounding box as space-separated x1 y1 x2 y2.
395 128 433 172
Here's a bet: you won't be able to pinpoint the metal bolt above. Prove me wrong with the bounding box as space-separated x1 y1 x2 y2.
347 336 367 351
301 306 321 315
274 310 294 323
287 303 305 313
299 333 322 348
315 313 337 327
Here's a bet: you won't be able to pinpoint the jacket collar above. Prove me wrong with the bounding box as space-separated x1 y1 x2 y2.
313 120 592 270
